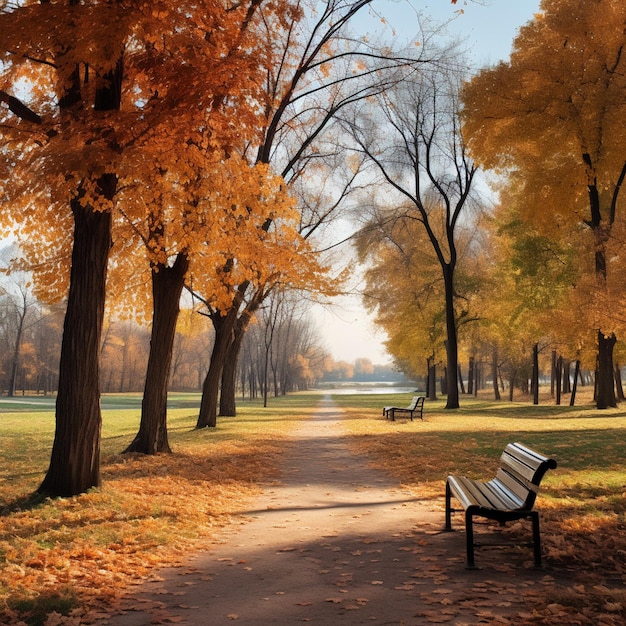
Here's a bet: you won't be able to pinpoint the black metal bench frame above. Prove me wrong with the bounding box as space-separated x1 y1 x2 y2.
383 395 424 421
445 442 557 568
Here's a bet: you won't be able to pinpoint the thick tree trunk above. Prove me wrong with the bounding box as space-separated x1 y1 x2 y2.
38 199 112 497
596 330 617 409
220 291 263 416
124 253 189 454
39 58 122 496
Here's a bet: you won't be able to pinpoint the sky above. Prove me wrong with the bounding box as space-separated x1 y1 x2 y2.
316 0 543 365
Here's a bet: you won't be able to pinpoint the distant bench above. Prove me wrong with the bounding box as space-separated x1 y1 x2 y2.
383 395 424 421
445 442 557 568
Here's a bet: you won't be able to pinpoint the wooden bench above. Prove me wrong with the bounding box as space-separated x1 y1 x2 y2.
383 395 424 421
445 442 557 568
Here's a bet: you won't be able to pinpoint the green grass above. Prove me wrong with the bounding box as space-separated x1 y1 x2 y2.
1 390 625 623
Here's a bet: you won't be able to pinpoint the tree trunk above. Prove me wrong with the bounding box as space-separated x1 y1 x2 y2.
532 343 539 405
443 266 459 409
427 359 437 401
492 347 501 401
219 333 240 417
596 330 617 409
614 362 625 401
38 54 122 497
457 364 466 394
508 371 516 401
562 360 571 393
550 349 557 398
555 355 562 406
38 198 112 497
8 298 26 398
220 315 250 417
197 310 237 428
124 253 189 454
467 356 474 395
570 359 580 406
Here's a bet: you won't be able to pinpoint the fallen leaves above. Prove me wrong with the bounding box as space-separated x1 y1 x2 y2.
0 439 286 625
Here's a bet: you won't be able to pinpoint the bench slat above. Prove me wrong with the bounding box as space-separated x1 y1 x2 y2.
495 469 537 506
448 476 504 510
486 477 526 510
500 453 541 485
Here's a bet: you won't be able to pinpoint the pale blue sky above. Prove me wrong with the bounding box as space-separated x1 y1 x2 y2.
363 0 542 64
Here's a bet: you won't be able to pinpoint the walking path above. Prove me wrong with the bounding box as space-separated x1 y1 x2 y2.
100 397 562 625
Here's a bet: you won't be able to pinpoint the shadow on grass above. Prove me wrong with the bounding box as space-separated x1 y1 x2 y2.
0 492 49 516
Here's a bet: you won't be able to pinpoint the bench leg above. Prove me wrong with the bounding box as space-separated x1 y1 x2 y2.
465 510 477 569
445 481 453 530
390 409 395 421
531 511 542 568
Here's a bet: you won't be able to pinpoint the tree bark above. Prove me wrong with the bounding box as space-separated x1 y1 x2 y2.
38 197 112 497
197 309 237 428
219 315 252 417
219 332 241 417
596 330 617 409
124 252 189 454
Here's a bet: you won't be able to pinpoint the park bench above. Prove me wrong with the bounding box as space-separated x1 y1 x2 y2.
383 395 424 421
445 442 557 568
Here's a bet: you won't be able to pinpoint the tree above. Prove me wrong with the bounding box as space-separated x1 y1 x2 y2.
346 41 479 408
198 0 435 426
462 0 626 408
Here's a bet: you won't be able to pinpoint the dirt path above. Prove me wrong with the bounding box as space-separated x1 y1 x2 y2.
99 397 563 625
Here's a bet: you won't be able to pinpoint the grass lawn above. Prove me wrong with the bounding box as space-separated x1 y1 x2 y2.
1 390 625 624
